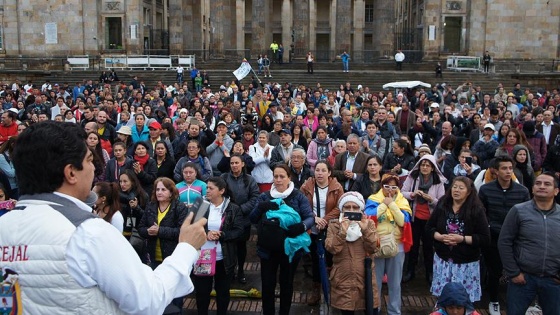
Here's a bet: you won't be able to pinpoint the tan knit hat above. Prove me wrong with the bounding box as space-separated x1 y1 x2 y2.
418 144 432 155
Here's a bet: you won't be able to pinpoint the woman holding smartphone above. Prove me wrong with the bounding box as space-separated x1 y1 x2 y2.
326 192 379 315
193 177 244 315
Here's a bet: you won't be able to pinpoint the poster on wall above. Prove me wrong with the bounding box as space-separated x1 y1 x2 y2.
45 22 58 44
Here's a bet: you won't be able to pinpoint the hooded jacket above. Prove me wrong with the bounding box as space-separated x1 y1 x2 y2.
430 282 479 315
401 154 447 219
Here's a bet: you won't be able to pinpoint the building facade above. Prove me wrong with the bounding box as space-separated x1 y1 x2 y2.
0 0 558 61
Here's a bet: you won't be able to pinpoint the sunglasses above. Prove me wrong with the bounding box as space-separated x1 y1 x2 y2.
383 185 399 190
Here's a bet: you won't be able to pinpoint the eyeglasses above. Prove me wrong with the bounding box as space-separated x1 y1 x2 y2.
383 185 399 190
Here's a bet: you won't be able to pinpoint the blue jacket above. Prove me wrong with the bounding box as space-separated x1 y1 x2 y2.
131 125 149 144
266 198 311 262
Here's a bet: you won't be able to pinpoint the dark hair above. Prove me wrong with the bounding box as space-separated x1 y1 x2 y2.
492 155 515 169
161 122 176 141
409 158 442 185
186 139 207 157
0 136 16 155
94 182 121 223
538 171 559 188
366 155 383 174
119 169 147 208
87 131 106 174
394 139 414 156
314 160 333 174
273 163 293 178
154 140 175 164
132 141 149 155
182 162 201 180
207 176 229 198
150 177 179 202
13 121 88 195
440 176 485 222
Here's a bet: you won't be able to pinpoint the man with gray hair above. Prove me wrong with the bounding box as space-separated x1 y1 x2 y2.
289 148 312 189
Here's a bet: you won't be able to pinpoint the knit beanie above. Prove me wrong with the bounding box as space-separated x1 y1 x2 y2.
338 192 365 211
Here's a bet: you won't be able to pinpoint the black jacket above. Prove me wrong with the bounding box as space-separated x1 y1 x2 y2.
478 180 531 241
105 157 134 183
138 200 188 262
426 199 490 264
216 198 246 275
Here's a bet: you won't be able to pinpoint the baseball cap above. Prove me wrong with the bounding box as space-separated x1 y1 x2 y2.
279 128 291 136
149 121 162 130
216 121 227 127
483 123 495 131
430 103 440 108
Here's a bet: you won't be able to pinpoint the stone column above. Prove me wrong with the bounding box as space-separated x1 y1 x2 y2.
251 0 270 56
169 0 185 54
163 0 168 32
422 0 439 58
281 0 292 63
353 0 365 62
335 0 352 53
293 0 309 57
308 0 316 52
210 0 235 58
236 0 245 57
373 0 394 58
330 0 337 54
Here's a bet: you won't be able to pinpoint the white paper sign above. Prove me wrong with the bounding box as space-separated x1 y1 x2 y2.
130 24 138 40
45 23 58 44
429 25 436 41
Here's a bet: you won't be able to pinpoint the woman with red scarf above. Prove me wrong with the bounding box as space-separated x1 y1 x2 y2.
132 141 158 195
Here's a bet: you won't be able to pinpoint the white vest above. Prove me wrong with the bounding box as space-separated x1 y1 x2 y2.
0 199 125 315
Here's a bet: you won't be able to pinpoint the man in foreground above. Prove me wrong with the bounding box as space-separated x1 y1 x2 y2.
0 121 207 314
498 172 560 315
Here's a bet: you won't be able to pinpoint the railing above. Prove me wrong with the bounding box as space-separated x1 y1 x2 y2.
99 54 195 70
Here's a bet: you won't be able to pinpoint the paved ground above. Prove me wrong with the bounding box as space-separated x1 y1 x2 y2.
179 235 541 315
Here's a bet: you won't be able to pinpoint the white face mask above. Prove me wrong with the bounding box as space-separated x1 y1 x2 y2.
339 213 362 242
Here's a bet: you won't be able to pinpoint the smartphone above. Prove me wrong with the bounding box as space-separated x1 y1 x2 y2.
188 196 210 224
343 212 363 221
465 156 473 166
0 200 15 210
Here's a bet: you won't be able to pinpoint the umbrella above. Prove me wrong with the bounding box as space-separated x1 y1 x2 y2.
364 257 374 315
382 80 431 90
316 237 330 307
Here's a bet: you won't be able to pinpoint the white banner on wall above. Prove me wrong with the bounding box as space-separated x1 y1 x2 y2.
45 22 58 44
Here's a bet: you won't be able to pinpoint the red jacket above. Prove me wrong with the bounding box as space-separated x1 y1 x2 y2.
0 123 18 144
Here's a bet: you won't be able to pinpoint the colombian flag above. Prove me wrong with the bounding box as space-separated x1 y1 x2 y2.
364 190 413 253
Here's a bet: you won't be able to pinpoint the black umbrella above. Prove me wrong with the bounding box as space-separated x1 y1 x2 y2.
364 257 374 315
316 238 330 306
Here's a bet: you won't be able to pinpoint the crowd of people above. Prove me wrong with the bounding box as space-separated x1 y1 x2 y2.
0 73 559 315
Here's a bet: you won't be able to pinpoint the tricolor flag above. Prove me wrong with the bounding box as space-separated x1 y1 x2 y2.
232 59 253 81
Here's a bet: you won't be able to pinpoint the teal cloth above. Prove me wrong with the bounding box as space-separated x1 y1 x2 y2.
266 198 311 262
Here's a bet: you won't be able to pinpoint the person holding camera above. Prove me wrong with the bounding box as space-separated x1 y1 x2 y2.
325 191 379 315
400 154 447 283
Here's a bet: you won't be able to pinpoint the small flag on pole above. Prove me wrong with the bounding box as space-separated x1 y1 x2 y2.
233 59 252 81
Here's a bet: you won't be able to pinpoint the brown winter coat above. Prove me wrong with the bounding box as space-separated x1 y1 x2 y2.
325 219 380 311
300 177 344 222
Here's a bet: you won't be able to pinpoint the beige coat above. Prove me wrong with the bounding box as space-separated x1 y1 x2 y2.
325 219 379 311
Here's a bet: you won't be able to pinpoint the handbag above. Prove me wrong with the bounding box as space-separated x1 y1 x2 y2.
193 247 217 276
375 230 399 259
193 216 225 276
124 215 146 254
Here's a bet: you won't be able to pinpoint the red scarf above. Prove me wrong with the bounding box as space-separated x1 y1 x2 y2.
134 154 150 170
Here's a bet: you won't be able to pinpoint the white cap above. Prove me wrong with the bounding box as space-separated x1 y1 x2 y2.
430 103 440 108
483 123 496 131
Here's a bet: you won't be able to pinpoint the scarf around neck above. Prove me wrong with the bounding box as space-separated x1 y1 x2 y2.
417 174 433 204
270 181 295 199
134 154 150 170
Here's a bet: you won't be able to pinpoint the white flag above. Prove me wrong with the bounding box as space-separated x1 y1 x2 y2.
233 60 252 81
